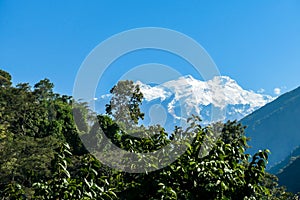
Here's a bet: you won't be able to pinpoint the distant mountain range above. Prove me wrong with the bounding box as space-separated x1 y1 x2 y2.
95 75 300 192
96 75 273 131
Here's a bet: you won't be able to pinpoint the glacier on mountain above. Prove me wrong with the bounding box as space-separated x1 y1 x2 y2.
96 75 274 128
136 75 274 125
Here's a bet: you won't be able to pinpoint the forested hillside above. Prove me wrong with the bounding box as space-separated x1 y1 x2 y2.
277 156 300 194
241 86 300 167
268 146 300 193
269 146 300 175
240 86 300 194
0 69 298 199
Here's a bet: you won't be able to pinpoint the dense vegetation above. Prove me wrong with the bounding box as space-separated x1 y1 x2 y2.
0 69 298 199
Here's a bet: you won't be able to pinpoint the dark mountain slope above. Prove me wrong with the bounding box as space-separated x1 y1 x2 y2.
240 86 300 167
269 146 300 174
277 156 300 193
268 146 300 193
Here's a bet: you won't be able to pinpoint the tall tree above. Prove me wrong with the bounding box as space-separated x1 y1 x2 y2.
106 80 144 130
0 69 12 88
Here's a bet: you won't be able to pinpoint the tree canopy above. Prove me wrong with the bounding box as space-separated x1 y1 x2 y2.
0 69 298 199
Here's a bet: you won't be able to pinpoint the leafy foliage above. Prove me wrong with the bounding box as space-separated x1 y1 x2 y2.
105 80 144 129
0 69 298 199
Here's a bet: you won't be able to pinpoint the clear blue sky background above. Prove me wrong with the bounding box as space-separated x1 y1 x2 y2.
1 1 299 96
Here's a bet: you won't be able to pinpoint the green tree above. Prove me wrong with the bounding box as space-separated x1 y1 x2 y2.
33 143 118 200
106 80 144 129
0 69 12 88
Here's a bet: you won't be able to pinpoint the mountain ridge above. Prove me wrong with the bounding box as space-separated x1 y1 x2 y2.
95 75 274 132
240 86 300 168
136 75 274 124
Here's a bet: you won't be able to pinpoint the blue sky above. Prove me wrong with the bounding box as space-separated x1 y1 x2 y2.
1 1 300 97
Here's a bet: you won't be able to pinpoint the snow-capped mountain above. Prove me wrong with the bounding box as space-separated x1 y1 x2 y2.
96 75 274 130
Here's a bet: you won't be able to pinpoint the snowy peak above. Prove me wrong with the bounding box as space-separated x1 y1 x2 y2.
205 76 272 109
136 80 172 101
136 75 274 123
138 75 273 107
